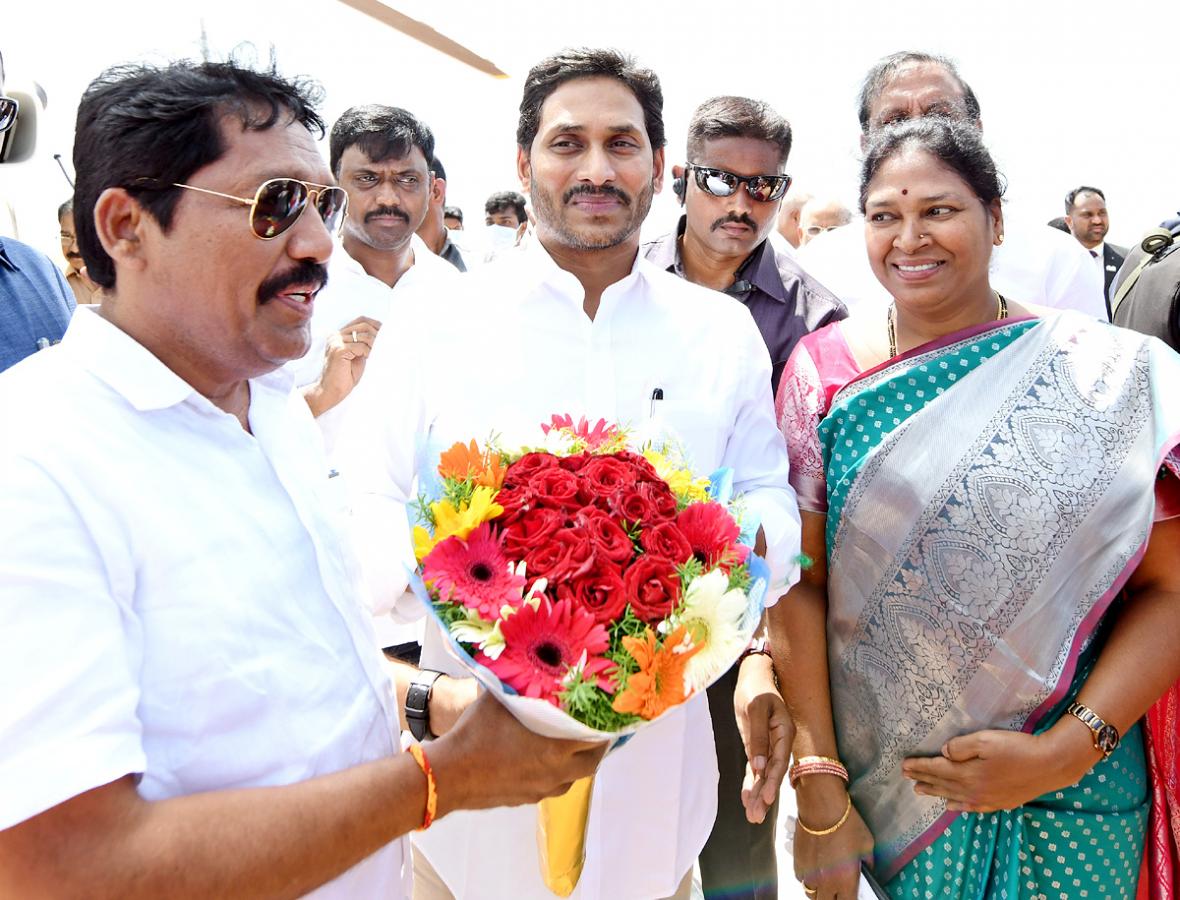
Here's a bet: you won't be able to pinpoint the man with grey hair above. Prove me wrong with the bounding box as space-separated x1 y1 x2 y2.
799 50 1105 318
798 197 853 246
644 95 844 899
775 187 812 250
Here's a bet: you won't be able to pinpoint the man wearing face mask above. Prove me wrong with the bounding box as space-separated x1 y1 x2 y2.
643 96 844 900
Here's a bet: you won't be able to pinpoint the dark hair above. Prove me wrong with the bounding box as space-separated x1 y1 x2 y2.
1065 185 1105 213
429 155 446 181
329 105 435 178
443 205 463 223
485 190 527 223
857 51 981 133
57 197 74 221
1047 216 1071 233
858 117 1005 214
73 60 324 290
686 96 792 166
517 47 664 151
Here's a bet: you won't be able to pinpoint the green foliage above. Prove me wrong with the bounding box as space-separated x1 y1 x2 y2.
675 557 705 594
558 670 640 733
440 477 476 511
412 492 435 528
726 563 752 593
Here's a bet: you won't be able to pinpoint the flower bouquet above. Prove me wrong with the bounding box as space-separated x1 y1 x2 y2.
408 415 769 895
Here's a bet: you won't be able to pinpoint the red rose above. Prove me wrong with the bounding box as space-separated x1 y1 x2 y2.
614 485 655 525
556 564 627 624
503 507 566 560
559 452 593 473
639 481 678 520
639 521 693 564
503 452 559 487
574 506 634 566
526 529 596 583
677 501 743 569
613 450 661 482
577 456 639 504
623 554 681 622
493 484 532 524
528 466 582 511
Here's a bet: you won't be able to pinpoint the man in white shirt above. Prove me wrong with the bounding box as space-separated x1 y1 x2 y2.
798 51 1106 320
0 59 606 899
295 104 459 448
289 106 461 661
341 48 800 900
1065 184 1126 314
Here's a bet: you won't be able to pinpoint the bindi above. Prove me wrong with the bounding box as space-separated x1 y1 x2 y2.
901 188 908 195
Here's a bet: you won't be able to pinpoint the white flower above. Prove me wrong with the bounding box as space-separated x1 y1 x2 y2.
449 610 507 659
540 428 577 456
668 569 750 693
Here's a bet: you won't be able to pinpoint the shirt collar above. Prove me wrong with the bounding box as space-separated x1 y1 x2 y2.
0 240 17 272
63 307 294 412
519 234 649 301
647 215 787 303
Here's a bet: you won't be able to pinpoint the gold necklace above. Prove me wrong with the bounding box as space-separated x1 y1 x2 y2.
887 292 1008 358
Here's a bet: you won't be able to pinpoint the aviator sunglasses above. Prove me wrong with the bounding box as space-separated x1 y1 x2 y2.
0 96 19 133
685 164 792 203
168 177 349 240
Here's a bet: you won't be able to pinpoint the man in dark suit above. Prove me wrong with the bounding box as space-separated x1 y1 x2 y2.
1065 185 1127 316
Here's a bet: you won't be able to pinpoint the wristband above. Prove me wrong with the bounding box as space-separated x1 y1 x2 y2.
738 636 772 665
406 669 443 742
407 743 437 830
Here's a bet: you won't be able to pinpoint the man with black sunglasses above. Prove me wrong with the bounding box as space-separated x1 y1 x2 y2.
644 96 845 399
643 95 845 900
0 59 608 899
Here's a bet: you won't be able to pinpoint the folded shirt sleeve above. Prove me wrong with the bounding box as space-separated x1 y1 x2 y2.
0 458 146 830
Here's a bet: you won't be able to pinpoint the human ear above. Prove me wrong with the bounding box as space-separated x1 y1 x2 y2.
93 188 150 276
516 146 531 195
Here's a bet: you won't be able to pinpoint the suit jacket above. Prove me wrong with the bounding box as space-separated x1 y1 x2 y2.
1103 243 1128 313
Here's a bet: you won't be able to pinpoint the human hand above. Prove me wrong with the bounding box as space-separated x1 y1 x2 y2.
734 651 792 823
428 692 608 818
426 675 479 737
304 316 381 417
793 783 874 900
902 726 1097 813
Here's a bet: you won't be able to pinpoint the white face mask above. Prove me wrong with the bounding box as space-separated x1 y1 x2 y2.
484 223 519 249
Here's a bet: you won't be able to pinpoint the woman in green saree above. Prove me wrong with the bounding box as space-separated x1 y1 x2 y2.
770 118 1180 900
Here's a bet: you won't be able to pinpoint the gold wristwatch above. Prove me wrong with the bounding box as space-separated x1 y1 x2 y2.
1065 701 1120 759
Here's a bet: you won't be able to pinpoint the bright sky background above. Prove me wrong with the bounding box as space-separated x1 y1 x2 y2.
4 0 1179 264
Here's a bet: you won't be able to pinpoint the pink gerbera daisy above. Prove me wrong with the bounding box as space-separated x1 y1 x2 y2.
422 523 525 619
476 598 615 705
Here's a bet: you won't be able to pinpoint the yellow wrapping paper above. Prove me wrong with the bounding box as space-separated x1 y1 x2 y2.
536 775 595 896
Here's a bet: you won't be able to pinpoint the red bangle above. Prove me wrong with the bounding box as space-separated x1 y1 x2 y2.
407 743 437 830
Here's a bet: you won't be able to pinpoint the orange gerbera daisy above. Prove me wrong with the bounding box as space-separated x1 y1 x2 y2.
611 626 702 720
437 440 506 489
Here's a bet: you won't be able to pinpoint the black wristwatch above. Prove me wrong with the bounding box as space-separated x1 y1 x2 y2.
1066 701 1120 759
406 669 444 742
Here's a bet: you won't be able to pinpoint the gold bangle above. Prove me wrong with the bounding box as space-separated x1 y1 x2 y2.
798 793 852 836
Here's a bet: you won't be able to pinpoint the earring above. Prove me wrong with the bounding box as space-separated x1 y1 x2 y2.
996 233 1005 245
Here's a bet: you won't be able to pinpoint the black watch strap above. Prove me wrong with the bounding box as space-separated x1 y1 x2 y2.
406 669 444 742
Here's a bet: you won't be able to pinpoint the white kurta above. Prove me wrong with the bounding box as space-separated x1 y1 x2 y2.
339 240 802 899
0 309 408 898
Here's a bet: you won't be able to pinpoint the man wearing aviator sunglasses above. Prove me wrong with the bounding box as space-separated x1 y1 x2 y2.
0 59 607 900
645 96 846 900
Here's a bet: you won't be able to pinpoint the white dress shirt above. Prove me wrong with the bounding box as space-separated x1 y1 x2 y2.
338 239 802 899
0 309 407 899
797 214 1107 318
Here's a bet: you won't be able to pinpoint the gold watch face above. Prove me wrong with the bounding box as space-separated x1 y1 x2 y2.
1096 724 1119 754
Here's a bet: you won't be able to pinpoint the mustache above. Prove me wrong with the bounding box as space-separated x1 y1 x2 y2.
562 184 631 206
365 205 409 223
66 252 83 259
258 260 329 304
710 212 758 232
